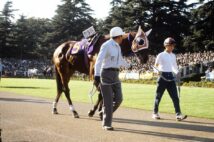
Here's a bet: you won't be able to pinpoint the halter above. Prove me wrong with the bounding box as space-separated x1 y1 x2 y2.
131 32 149 53
129 30 149 65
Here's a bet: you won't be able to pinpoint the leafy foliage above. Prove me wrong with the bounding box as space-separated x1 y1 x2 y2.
0 1 17 58
0 0 213 59
183 0 214 52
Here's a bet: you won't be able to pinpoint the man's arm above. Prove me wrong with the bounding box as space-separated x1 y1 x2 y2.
94 44 108 77
153 54 160 74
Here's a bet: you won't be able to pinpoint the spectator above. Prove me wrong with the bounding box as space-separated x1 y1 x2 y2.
205 66 214 81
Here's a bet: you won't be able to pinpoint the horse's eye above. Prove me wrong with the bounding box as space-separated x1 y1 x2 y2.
136 37 144 45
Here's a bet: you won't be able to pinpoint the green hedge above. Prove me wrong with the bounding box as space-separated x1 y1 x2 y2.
70 75 214 88
122 79 214 88
182 81 214 88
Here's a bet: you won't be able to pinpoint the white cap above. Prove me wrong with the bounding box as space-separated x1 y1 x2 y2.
110 27 125 38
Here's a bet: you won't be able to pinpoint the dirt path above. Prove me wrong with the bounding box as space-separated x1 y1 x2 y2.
0 91 214 142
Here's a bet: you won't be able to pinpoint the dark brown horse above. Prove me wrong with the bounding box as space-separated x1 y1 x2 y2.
52 26 150 118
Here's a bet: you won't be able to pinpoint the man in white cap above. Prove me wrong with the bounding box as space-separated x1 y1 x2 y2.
152 37 187 121
94 27 129 130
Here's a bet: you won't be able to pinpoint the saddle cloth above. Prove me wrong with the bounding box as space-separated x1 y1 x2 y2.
70 34 100 55
67 34 100 69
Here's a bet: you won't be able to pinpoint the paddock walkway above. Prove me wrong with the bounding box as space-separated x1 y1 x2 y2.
0 92 214 142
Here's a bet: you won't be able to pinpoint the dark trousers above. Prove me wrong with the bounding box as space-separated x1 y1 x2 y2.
154 72 181 115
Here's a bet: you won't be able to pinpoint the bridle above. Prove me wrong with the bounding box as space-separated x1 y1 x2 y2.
127 31 149 64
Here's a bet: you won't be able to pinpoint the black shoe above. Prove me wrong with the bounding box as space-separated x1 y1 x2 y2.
103 126 114 131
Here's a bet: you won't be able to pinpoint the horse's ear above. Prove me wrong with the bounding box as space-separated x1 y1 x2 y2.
135 26 142 38
135 26 144 38
145 29 152 36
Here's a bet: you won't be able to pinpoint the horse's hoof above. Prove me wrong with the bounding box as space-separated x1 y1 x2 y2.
88 109 95 117
99 111 103 121
52 108 58 114
73 111 79 118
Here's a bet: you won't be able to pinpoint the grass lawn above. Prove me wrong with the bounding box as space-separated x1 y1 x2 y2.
0 78 214 119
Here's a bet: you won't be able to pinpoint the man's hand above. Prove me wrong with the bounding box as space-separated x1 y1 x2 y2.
94 76 101 89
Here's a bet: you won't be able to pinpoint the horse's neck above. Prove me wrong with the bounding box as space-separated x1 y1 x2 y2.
120 32 136 56
93 32 135 56
92 35 109 55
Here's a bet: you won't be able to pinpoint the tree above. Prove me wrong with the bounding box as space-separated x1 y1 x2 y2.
147 0 194 54
101 0 195 54
13 15 28 58
14 16 53 58
183 0 214 52
0 1 17 58
50 0 96 47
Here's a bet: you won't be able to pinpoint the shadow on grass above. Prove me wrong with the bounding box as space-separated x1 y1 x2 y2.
0 86 48 89
0 97 51 104
115 127 214 142
114 117 214 133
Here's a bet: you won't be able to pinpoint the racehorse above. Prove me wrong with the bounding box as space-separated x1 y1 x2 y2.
52 26 151 118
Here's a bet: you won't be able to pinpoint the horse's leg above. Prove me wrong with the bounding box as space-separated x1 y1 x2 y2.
98 96 103 112
63 81 79 118
52 67 63 114
88 59 99 117
59 64 79 118
88 92 102 117
98 94 103 120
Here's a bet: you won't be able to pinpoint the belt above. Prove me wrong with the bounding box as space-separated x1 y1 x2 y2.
103 68 119 71
161 72 173 75
160 72 175 82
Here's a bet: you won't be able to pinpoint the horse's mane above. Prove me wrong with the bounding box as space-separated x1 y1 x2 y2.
95 32 137 57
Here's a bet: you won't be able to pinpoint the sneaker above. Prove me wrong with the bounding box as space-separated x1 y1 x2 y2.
176 114 187 121
103 126 114 131
152 113 160 119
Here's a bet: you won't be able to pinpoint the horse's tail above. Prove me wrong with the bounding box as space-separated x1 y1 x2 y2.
55 66 63 93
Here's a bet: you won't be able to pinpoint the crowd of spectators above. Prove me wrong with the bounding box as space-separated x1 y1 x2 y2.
0 51 213 80
123 51 214 78
125 51 214 72
0 58 53 78
176 51 214 69
123 55 156 73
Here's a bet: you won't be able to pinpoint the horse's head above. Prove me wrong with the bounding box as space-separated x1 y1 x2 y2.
131 26 151 64
121 26 151 64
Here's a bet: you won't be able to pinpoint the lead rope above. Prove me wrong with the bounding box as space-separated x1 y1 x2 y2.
151 65 175 82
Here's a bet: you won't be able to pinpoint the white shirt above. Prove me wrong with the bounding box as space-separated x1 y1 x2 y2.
94 38 129 76
155 51 179 74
